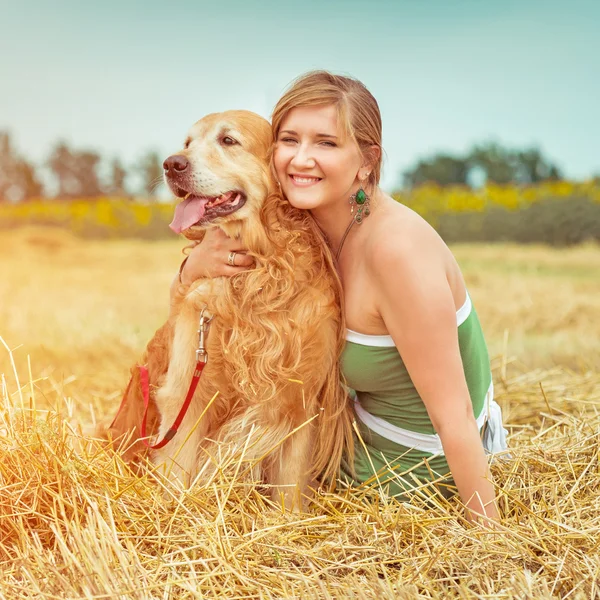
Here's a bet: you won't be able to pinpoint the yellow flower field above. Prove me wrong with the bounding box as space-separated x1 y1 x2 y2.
1 180 598 241
0 197 174 238
393 180 600 225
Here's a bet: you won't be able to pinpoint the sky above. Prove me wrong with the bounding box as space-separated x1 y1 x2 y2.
1 0 599 192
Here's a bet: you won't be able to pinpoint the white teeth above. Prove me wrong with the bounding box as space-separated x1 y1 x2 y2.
293 176 319 183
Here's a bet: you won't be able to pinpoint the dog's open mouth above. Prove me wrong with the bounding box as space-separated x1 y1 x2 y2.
169 190 247 234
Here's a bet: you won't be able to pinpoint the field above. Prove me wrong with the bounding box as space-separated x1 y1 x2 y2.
1 227 599 598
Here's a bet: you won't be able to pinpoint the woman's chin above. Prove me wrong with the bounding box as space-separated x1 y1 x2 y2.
284 191 323 211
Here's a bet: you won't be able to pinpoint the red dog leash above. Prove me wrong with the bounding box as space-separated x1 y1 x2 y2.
137 308 213 449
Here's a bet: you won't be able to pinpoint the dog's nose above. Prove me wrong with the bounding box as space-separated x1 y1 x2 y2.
163 155 189 173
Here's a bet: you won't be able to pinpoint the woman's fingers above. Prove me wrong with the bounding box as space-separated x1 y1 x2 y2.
206 228 249 253
227 251 254 268
223 264 253 276
180 229 252 282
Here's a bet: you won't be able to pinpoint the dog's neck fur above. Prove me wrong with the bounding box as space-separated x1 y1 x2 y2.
215 192 277 260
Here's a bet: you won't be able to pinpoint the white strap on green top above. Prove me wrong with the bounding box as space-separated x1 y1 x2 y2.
353 380 508 456
347 292 509 456
347 292 473 349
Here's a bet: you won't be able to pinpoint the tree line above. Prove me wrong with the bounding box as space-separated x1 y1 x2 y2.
0 131 164 202
0 130 566 202
402 142 562 188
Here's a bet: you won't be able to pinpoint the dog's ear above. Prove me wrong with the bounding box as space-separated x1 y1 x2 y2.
234 111 272 161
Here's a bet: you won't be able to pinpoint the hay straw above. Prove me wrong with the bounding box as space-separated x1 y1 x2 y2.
1 233 599 597
1 346 599 599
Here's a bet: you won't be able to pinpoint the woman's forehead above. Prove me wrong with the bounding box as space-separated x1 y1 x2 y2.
280 105 340 134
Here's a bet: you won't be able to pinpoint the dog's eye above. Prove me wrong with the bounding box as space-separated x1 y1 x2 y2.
221 136 239 146
184 138 192 149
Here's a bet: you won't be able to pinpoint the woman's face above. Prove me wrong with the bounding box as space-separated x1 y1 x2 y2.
273 104 364 212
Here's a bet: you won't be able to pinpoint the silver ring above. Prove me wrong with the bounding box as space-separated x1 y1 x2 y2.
227 251 237 266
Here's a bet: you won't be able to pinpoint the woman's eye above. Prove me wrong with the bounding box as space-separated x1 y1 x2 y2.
222 136 238 146
320 141 337 147
280 137 297 144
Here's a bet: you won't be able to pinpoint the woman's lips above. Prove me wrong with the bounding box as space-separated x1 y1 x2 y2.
288 174 322 187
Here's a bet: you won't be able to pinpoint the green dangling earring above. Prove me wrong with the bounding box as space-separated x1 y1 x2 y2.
349 187 371 224
334 179 373 261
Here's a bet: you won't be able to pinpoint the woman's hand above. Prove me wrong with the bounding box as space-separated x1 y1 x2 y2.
169 229 253 318
180 228 254 284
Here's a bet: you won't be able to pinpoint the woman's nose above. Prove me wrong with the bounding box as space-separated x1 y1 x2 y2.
290 144 316 169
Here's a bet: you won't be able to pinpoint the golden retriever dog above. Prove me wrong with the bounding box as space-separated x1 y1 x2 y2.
98 110 353 508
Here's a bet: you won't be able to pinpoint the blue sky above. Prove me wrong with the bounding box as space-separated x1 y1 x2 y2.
1 0 599 191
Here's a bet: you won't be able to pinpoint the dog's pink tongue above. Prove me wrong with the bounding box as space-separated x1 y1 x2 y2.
169 197 209 234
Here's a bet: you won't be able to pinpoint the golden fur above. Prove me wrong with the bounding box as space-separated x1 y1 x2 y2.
98 110 354 507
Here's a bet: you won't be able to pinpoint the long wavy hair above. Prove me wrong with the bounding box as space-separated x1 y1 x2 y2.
192 189 353 484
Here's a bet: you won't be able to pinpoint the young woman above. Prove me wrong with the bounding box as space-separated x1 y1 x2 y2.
172 71 507 524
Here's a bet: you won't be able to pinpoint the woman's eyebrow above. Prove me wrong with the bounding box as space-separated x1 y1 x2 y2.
280 129 338 139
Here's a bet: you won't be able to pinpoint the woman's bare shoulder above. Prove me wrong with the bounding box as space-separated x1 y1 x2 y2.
366 193 443 260
366 192 467 311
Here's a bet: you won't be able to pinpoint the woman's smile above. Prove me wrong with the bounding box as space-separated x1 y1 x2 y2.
289 174 322 187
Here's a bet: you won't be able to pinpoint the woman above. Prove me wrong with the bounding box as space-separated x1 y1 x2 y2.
172 71 506 525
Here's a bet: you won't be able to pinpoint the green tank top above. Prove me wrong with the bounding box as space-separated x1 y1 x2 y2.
339 293 492 501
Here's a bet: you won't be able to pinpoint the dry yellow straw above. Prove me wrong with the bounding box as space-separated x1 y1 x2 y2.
2 354 599 598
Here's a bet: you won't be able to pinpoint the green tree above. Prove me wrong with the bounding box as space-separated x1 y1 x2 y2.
514 148 562 183
401 142 563 189
403 154 469 188
468 143 516 184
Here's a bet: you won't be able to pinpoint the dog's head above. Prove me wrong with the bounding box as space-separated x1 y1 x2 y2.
164 110 272 240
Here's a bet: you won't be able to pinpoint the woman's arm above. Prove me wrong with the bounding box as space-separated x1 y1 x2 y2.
169 228 254 318
369 230 499 525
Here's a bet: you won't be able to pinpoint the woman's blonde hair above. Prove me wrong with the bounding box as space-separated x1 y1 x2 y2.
271 70 383 190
